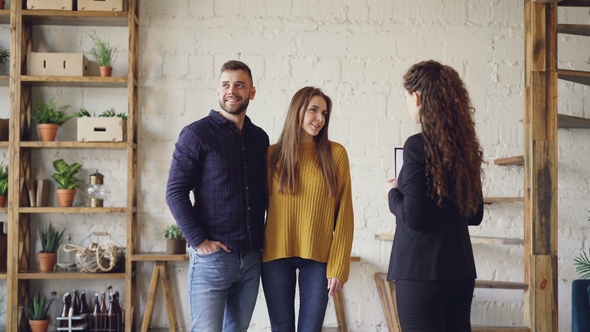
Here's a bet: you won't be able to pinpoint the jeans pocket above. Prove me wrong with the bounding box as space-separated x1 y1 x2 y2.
195 248 222 257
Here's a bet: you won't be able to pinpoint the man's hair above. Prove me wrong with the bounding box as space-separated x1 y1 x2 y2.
220 60 253 84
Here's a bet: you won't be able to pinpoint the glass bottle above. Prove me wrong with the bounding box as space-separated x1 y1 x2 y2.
80 290 90 314
60 292 71 328
115 290 123 331
100 291 108 330
92 293 100 330
57 235 76 269
107 292 117 331
71 289 80 316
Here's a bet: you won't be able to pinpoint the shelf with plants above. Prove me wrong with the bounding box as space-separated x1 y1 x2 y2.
7 0 140 331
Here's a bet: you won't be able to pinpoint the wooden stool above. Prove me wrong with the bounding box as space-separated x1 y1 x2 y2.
133 253 189 332
323 256 360 332
374 273 402 332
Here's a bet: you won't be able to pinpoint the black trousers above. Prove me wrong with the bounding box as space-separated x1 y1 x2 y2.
395 278 475 332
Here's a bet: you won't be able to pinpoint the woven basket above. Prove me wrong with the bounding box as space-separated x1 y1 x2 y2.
166 238 186 255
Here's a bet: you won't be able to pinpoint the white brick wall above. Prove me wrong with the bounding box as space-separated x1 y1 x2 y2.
14 0 590 331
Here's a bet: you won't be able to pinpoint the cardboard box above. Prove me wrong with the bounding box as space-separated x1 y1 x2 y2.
27 0 74 10
0 118 7 142
27 52 89 77
77 117 126 142
78 0 124 11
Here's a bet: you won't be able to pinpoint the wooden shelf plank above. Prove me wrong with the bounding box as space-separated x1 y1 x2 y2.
558 113 590 128
494 156 524 166
475 280 528 290
21 75 128 87
20 141 131 149
376 234 523 246
558 69 590 86
484 197 524 204
22 10 129 26
472 326 530 332
0 10 8 24
131 253 189 262
18 270 127 279
0 75 8 86
0 272 6 280
19 207 130 213
558 0 590 6
471 236 524 246
557 23 590 36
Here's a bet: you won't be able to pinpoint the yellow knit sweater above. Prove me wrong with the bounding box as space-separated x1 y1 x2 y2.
263 141 354 282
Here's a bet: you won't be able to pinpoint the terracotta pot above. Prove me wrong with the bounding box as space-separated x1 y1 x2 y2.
0 195 5 207
37 252 56 272
99 66 113 77
37 124 59 142
166 238 186 255
55 189 76 207
29 319 50 332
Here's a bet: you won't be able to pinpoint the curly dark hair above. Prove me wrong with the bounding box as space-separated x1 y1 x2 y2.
403 60 484 217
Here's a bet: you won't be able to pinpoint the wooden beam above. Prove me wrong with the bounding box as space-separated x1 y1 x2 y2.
523 1 558 331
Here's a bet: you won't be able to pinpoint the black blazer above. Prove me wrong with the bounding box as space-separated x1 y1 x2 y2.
387 133 483 281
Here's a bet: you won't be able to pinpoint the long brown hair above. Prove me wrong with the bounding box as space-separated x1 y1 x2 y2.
403 60 484 217
269 87 338 196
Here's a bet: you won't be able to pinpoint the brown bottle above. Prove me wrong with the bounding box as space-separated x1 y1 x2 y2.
80 290 90 314
107 292 118 331
100 292 108 330
60 292 71 328
71 289 80 316
91 293 100 330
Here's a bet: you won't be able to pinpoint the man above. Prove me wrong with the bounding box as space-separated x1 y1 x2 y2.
166 60 269 331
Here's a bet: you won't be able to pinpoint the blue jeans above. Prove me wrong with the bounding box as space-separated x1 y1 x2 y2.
187 247 261 332
261 257 329 332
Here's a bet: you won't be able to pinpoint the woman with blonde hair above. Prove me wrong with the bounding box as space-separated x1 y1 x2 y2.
384 60 484 331
262 86 354 332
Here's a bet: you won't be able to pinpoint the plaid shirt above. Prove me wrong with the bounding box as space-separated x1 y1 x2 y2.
166 110 269 251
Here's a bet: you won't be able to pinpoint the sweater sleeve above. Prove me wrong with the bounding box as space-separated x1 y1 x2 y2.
327 144 355 283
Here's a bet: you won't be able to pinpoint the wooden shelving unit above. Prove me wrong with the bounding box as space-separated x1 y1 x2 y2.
494 156 524 166
5 1 139 331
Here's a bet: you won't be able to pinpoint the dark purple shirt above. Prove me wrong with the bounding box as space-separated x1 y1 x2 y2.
166 110 269 251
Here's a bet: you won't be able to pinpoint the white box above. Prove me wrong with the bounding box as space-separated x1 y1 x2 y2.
77 117 126 142
27 52 89 77
27 0 74 10
78 0 124 11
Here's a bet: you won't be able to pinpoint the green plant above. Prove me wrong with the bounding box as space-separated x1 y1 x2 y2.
39 223 66 253
162 224 184 239
19 291 54 320
51 159 84 190
32 98 73 126
99 108 128 120
88 33 117 67
575 212 590 279
74 107 92 118
0 162 7 196
0 48 9 69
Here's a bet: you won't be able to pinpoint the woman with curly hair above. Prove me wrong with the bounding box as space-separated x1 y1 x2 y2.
262 86 354 332
384 60 484 331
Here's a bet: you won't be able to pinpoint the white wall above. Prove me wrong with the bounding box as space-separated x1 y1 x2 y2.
20 0 590 331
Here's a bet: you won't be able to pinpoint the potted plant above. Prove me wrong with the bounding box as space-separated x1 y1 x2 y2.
51 159 83 207
38 223 66 272
573 211 590 331
162 224 186 255
20 291 55 332
88 33 118 77
0 162 7 207
31 98 73 142
75 107 127 142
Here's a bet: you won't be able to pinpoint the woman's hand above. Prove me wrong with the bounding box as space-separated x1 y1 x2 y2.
327 278 344 297
384 178 398 196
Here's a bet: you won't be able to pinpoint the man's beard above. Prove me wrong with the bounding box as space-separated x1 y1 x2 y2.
219 99 249 116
